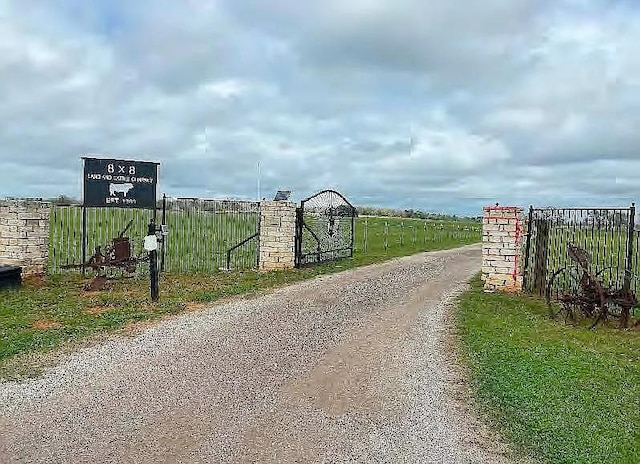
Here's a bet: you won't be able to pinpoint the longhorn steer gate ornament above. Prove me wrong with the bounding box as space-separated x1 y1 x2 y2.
295 190 356 267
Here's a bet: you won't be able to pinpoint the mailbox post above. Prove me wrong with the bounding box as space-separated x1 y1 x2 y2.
145 219 160 302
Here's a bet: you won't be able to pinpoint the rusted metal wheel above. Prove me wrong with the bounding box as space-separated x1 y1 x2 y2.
546 267 581 322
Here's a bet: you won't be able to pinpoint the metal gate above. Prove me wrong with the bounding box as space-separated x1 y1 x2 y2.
295 190 356 266
523 204 638 296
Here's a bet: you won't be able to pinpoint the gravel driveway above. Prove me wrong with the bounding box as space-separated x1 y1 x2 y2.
0 244 513 463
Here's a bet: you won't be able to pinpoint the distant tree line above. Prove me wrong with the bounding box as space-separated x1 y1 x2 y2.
355 206 480 222
46 195 478 222
49 195 81 205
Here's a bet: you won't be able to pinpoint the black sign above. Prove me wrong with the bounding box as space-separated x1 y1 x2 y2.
83 157 158 208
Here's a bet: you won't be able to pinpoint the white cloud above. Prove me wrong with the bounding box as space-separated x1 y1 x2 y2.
0 0 639 215
372 128 510 177
200 80 248 99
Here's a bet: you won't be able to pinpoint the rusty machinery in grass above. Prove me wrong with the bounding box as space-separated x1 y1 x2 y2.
546 243 639 328
61 219 148 290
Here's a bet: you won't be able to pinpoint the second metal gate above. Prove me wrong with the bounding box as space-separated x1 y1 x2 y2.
295 190 356 266
523 204 638 296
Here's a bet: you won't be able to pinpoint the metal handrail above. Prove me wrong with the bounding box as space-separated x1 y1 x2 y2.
225 232 259 270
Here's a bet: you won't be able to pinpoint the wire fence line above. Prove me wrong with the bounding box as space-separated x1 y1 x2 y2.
48 203 482 276
355 217 481 254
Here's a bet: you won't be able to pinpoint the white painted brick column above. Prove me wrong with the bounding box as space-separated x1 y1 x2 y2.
258 201 296 271
482 205 524 293
0 199 50 275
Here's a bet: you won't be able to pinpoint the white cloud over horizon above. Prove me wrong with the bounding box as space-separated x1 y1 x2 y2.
0 0 639 215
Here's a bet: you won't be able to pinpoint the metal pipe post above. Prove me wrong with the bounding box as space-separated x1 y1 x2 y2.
624 203 636 293
522 205 534 291
81 206 87 277
160 194 167 272
148 220 159 302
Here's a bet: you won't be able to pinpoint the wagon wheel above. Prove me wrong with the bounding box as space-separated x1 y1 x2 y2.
604 274 639 328
546 267 582 322
595 266 618 285
592 268 638 325
587 276 609 329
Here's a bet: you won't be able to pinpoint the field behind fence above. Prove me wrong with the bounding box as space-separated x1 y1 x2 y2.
538 227 640 288
48 204 481 275
354 216 481 258
49 205 152 274
162 199 259 273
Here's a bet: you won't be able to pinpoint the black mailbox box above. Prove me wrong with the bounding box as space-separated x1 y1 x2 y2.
0 264 22 290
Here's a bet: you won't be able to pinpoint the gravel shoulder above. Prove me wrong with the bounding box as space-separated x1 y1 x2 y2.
0 244 517 463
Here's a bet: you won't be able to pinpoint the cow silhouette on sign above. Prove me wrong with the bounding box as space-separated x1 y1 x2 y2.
109 183 134 197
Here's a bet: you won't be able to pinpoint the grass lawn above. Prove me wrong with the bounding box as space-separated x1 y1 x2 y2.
354 216 480 253
457 276 640 464
0 231 478 380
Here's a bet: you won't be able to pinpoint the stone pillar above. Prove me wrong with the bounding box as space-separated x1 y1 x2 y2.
0 199 50 276
258 201 296 271
482 205 524 293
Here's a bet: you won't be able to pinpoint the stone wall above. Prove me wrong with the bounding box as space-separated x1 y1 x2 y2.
0 199 50 275
482 205 524 293
258 201 296 271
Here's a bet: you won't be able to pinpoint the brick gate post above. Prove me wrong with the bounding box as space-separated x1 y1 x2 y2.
482 205 525 293
258 201 296 271
0 199 50 276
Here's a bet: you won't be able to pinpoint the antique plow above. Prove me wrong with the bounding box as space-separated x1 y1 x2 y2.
546 243 638 328
61 219 148 290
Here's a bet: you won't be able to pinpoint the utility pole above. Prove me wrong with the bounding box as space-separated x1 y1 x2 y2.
257 160 261 201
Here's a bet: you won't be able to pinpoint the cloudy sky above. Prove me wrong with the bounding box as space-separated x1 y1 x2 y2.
1 0 638 215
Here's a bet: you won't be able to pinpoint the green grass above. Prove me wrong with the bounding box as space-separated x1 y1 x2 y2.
354 216 480 260
457 276 640 463
1 220 479 380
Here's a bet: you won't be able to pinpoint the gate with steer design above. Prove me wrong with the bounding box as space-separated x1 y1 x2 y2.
295 190 356 267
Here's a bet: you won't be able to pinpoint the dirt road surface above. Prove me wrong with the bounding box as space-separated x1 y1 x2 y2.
0 244 514 463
